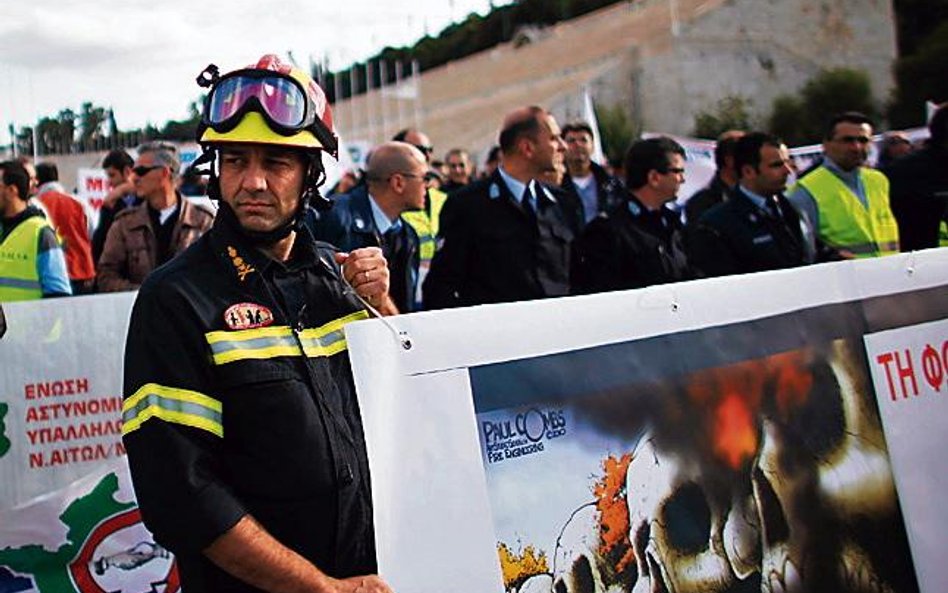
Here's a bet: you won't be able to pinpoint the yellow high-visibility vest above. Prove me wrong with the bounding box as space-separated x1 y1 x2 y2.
0 216 49 301
402 188 448 266
798 166 899 258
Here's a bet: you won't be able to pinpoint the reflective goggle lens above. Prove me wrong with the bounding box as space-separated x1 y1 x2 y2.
207 75 307 129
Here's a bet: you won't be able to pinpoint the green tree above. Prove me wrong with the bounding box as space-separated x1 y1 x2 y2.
887 20 948 128
768 95 809 146
693 96 753 139
596 102 636 166
766 68 878 145
79 102 107 150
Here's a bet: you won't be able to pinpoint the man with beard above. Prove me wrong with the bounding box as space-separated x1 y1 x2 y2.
687 132 811 277
121 55 393 593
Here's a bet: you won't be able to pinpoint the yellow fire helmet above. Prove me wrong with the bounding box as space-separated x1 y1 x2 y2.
196 54 338 158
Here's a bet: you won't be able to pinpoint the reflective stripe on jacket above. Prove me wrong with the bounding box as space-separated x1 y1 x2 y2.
799 166 899 258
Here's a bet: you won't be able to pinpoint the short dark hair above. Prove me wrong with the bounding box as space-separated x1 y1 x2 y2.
561 121 593 138
824 111 874 140
103 149 134 171
929 103 948 149
498 106 545 155
734 132 785 176
623 137 685 190
0 161 32 202
486 145 501 164
36 162 59 185
714 134 742 170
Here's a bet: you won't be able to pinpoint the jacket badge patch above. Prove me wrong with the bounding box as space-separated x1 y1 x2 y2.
227 246 256 282
224 302 274 330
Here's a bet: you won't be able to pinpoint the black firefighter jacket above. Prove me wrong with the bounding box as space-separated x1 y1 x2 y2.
121 210 376 593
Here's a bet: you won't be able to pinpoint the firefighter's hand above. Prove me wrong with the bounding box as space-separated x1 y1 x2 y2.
337 248 396 313
329 574 393 593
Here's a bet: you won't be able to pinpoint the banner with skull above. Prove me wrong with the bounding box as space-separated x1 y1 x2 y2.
344 251 948 593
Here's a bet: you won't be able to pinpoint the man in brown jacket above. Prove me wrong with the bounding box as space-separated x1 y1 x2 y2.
97 142 214 292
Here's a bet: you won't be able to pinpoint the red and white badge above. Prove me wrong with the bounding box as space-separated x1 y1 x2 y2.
224 303 274 330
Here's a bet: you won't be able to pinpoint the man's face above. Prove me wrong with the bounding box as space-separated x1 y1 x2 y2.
218 145 306 233
823 121 873 171
132 153 169 205
398 153 430 212
402 130 434 164
745 144 793 196
445 152 472 184
527 115 566 175
563 130 593 167
105 166 129 189
0 169 10 217
653 153 685 202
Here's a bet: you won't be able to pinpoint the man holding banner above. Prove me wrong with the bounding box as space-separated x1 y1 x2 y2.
121 55 393 593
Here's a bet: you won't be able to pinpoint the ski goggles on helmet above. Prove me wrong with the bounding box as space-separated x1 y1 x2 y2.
199 65 337 156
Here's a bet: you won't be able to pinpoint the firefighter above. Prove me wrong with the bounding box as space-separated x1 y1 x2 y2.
121 54 394 593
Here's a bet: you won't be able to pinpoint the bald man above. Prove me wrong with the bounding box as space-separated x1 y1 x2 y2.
423 106 584 308
307 141 426 314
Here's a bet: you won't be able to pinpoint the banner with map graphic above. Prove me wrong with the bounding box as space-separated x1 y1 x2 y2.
0 293 178 592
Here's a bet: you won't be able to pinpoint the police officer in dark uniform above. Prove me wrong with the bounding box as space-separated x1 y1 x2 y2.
687 132 811 277
571 137 692 293
121 54 394 593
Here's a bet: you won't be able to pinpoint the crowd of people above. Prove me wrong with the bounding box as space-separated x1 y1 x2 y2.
1 103 944 308
0 51 946 593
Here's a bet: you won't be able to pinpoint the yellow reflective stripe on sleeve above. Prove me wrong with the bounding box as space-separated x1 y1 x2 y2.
298 310 368 357
122 383 223 438
204 310 369 365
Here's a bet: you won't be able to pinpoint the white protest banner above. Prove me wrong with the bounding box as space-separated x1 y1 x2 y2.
0 293 178 592
75 169 110 229
347 248 948 593
865 318 948 593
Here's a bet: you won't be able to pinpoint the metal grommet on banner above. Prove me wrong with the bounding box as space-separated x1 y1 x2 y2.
342 277 414 351
671 301 680 313
905 251 917 277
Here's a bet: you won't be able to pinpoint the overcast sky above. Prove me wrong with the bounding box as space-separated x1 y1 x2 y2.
0 1 507 143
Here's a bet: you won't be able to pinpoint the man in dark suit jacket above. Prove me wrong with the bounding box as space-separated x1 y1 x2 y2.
571 137 692 294
687 132 811 277
423 106 583 308
308 142 426 314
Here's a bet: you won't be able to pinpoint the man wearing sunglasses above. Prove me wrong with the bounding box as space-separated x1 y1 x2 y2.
121 55 393 593
97 142 214 292
571 137 692 293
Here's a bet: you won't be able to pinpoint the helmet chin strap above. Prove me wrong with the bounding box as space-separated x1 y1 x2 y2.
194 146 330 247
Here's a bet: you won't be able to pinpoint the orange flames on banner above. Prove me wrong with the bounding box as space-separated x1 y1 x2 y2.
687 350 813 470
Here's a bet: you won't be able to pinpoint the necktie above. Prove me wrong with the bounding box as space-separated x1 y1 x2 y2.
522 184 537 224
383 225 408 311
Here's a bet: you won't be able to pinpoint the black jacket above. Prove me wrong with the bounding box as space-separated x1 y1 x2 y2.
686 187 810 277
571 196 692 294
561 161 626 224
122 212 376 593
684 174 736 225
423 169 583 308
881 146 948 251
306 185 421 312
